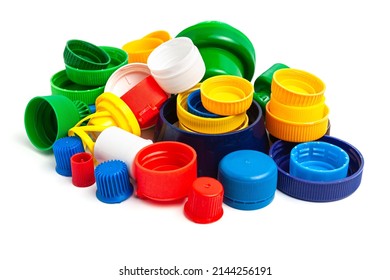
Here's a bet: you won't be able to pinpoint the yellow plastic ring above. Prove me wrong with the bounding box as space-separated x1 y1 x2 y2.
179 113 249 133
269 96 326 122
68 125 109 154
200 75 254 116
177 85 247 134
265 102 329 142
271 68 325 106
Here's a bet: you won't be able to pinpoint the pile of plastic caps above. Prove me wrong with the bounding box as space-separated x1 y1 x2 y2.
24 21 364 224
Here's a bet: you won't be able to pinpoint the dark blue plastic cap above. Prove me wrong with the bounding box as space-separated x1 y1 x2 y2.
52 136 84 176
269 135 364 202
218 149 278 210
95 160 133 204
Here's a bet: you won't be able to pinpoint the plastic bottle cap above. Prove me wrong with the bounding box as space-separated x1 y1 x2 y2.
104 63 151 97
269 95 326 122
184 177 224 224
24 95 82 151
68 92 141 153
122 38 164 63
120 75 168 129
269 135 364 202
50 69 105 105
93 126 153 178
187 89 221 118
65 46 128 86
218 150 278 210
94 160 133 204
134 141 197 201
147 37 206 94
176 85 247 134
63 39 111 70
200 75 254 116
265 102 329 143
143 30 172 42
52 136 85 176
71 152 95 187
176 21 256 81
253 63 289 112
271 68 326 106
289 141 350 182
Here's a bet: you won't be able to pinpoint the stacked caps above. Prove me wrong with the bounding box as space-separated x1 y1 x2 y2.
176 75 253 134
23 20 365 224
266 68 329 142
260 68 364 202
54 39 128 106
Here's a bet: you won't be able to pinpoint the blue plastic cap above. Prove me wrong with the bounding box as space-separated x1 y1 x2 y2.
95 160 133 204
52 136 84 176
269 135 364 202
218 149 278 210
187 89 221 118
290 141 349 182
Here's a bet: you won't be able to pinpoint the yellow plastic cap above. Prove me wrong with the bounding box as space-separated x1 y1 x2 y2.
177 85 247 134
122 38 163 63
271 68 326 106
269 95 326 122
200 75 254 116
265 102 329 142
143 30 171 42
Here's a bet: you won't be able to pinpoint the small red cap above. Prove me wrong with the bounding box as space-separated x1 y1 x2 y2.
120 75 168 129
184 177 224 224
71 152 95 187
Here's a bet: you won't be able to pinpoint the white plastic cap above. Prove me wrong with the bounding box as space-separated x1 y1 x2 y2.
147 37 205 94
94 126 153 178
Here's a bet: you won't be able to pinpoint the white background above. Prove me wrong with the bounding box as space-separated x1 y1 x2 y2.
1 0 389 279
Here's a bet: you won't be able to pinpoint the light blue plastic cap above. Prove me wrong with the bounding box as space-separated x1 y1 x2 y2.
290 141 350 182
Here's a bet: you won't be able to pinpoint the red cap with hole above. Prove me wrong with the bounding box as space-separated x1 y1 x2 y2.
71 152 95 187
134 141 197 201
184 177 224 224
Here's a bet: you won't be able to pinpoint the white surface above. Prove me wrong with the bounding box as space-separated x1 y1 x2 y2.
2 1 389 279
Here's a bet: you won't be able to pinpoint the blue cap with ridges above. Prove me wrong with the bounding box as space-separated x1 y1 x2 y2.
217 149 278 210
269 135 364 202
94 160 133 204
52 136 84 176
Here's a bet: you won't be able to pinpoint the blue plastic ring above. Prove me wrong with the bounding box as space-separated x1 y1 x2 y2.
187 89 221 118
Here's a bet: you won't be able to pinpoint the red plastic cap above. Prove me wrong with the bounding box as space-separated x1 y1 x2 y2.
184 177 224 224
120 75 168 129
71 152 95 187
134 141 197 201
